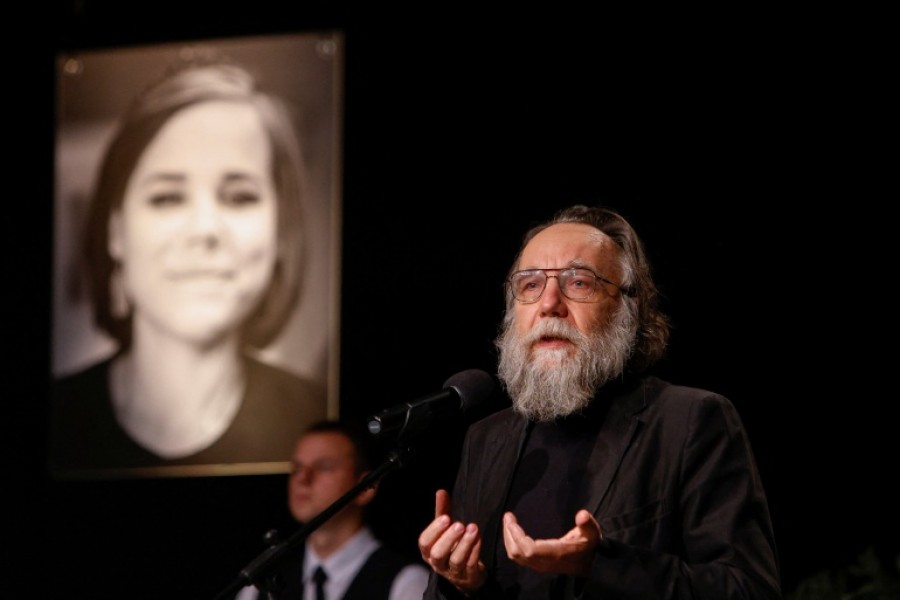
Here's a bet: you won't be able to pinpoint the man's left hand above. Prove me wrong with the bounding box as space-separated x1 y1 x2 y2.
501 509 602 576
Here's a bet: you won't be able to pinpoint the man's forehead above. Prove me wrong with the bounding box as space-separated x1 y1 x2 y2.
520 223 614 266
293 432 354 458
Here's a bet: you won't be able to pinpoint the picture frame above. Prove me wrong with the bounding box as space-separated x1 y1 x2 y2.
49 30 343 479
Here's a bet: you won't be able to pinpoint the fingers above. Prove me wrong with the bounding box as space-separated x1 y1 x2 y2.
420 519 485 591
420 489 454 562
502 509 600 576
571 509 602 543
435 488 451 519
446 523 480 573
465 535 483 570
502 512 534 560
429 521 469 568
418 513 451 561
440 523 486 593
419 490 486 593
419 489 464 568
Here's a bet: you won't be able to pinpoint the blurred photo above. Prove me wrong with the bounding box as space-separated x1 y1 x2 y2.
49 33 342 479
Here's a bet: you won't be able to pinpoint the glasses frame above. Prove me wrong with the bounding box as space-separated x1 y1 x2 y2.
507 267 634 303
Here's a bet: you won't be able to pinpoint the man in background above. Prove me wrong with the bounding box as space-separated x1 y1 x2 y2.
238 420 429 599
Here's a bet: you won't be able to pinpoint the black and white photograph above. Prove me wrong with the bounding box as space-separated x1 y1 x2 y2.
49 31 343 479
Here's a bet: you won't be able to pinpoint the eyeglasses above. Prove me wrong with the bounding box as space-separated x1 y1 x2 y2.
507 268 634 303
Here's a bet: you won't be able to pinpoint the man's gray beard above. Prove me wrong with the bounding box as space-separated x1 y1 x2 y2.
496 305 637 422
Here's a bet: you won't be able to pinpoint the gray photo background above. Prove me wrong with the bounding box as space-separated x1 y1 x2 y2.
52 31 343 414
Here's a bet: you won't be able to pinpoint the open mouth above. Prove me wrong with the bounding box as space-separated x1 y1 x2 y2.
534 335 572 349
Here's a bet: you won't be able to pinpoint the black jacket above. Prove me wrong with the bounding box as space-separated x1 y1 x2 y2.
425 376 781 599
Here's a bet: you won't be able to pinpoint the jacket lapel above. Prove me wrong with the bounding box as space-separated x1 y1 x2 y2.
584 378 649 515
480 412 530 573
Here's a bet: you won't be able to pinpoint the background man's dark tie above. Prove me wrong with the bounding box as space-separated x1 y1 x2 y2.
313 566 328 600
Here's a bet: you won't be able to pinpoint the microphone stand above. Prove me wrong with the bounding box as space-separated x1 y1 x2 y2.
213 444 415 600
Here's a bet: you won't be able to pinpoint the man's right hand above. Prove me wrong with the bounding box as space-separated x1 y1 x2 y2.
418 489 486 595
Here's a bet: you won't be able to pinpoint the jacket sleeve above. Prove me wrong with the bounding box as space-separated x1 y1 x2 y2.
578 393 782 599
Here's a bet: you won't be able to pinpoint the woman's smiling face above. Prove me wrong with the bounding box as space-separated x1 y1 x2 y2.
109 100 278 346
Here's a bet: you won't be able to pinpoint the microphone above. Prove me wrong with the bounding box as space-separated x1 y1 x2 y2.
366 369 496 438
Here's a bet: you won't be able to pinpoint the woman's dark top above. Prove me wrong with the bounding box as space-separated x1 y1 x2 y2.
48 354 327 479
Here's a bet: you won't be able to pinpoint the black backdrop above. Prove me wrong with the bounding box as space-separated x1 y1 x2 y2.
5 4 895 599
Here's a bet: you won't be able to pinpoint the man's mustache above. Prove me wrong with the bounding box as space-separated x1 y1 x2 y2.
522 319 583 346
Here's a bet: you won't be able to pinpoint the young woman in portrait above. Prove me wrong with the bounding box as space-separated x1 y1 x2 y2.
50 57 329 478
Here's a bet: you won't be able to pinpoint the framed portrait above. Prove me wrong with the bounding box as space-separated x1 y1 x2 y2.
49 31 343 479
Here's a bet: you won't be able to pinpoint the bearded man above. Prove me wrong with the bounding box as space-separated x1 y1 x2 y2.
418 205 782 599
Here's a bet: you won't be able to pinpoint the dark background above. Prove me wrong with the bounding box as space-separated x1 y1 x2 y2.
5 3 894 599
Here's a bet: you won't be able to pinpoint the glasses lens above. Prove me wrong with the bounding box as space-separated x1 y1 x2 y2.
559 268 596 300
511 270 545 302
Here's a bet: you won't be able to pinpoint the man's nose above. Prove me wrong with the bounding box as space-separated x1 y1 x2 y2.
292 466 314 484
540 276 568 317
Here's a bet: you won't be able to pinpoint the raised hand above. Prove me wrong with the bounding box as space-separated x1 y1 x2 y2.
502 509 602 576
418 489 487 594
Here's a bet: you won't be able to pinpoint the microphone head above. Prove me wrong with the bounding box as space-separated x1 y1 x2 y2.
443 369 497 411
